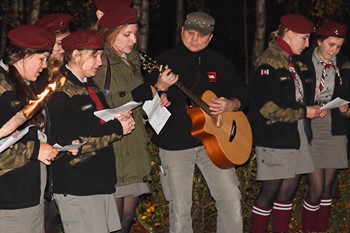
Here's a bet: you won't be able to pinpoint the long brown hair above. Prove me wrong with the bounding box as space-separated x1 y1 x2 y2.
102 24 138 73
3 44 47 128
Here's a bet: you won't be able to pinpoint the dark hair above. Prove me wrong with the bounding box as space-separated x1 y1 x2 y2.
3 44 47 128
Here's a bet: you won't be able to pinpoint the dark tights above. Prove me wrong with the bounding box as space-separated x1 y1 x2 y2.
255 175 301 208
306 168 337 203
115 196 139 233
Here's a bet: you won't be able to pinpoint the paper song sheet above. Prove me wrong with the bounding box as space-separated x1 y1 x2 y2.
320 97 349 110
0 125 33 153
142 94 171 134
94 101 142 122
53 139 89 152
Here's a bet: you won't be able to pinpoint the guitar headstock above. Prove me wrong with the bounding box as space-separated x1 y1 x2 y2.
139 51 164 73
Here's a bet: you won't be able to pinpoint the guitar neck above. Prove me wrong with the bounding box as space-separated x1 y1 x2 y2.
139 51 211 116
173 81 211 115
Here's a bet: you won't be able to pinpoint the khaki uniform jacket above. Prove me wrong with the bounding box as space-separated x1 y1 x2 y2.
95 47 151 186
248 40 308 149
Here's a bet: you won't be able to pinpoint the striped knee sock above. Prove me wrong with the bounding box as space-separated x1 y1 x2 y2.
272 200 293 232
315 196 332 232
252 204 272 233
302 199 320 232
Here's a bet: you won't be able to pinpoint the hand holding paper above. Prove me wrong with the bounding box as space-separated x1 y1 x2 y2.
142 94 171 134
320 97 349 110
94 101 142 122
53 139 88 152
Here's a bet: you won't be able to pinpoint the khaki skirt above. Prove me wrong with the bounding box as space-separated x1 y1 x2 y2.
256 120 315 180
310 113 348 169
114 182 151 198
54 193 121 233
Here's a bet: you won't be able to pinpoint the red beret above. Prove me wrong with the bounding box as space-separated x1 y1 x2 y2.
280 13 314 34
34 13 72 32
94 0 132 13
315 21 347 37
7 25 55 51
98 7 138 30
62 30 105 51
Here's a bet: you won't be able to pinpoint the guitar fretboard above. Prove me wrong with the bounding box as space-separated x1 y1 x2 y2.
173 82 211 116
140 51 211 116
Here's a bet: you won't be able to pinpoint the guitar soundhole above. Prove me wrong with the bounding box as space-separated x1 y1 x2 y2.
211 114 223 128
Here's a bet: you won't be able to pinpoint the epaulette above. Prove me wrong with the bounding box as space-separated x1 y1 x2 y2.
58 79 86 98
0 74 13 96
340 60 350 70
296 60 310 72
255 43 289 70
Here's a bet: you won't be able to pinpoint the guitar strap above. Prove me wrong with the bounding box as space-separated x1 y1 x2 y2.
103 56 111 96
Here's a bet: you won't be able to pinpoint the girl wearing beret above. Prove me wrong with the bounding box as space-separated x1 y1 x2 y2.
34 13 73 233
249 14 323 233
95 6 177 233
34 13 72 92
46 29 135 233
298 21 350 232
0 25 58 233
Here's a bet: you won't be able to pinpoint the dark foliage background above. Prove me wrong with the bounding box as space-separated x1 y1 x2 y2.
2 1 350 232
2 0 350 79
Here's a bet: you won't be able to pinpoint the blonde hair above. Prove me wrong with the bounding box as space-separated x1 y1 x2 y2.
269 24 288 40
65 49 100 67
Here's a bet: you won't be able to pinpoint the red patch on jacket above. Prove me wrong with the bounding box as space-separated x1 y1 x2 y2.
207 72 217 82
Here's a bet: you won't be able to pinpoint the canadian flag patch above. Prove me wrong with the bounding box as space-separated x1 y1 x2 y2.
260 69 269 75
207 72 217 82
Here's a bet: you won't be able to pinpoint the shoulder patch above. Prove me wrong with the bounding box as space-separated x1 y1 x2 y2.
340 61 350 70
296 61 310 72
59 80 86 98
0 74 13 95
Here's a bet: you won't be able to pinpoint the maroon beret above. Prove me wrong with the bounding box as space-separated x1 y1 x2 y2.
94 0 132 13
34 13 72 32
280 13 314 34
315 21 347 37
98 7 138 30
7 25 55 51
62 30 105 51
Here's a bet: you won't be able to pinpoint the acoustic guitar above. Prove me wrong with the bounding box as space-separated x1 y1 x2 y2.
139 51 252 168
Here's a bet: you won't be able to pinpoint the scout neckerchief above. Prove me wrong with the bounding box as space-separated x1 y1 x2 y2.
317 60 342 95
276 38 303 102
86 84 105 124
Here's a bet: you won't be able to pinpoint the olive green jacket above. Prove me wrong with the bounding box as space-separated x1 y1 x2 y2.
95 47 151 186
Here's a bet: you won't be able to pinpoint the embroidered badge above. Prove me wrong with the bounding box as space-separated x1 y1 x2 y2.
260 69 269 75
279 76 289 81
81 104 93 111
11 100 20 107
207 72 217 82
